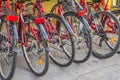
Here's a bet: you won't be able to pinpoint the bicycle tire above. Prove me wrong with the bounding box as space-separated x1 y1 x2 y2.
92 4 120 54
63 11 92 63
21 15 49 76
0 21 17 80
89 11 120 59
45 13 75 67
51 3 92 63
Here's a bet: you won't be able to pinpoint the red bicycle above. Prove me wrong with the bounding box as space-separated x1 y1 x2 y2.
51 0 120 59
50 0 92 63
0 0 19 80
11 0 52 76
26 0 76 67
64 0 120 59
86 0 120 58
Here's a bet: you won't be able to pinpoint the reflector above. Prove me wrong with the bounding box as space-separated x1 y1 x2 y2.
6 15 18 22
34 17 45 24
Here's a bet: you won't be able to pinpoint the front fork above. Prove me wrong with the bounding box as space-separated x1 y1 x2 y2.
61 15 78 42
12 22 20 53
81 17 91 31
38 24 52 52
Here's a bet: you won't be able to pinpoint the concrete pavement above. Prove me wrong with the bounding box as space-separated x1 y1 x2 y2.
12 53 120 80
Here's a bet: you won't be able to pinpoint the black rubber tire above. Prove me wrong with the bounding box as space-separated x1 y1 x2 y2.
0 53 17 80
51 2 92 63
21 15 49 76
89 5 120 54
63 11 92 63
89 11 120 59
0 21 17 80
45 13 75 67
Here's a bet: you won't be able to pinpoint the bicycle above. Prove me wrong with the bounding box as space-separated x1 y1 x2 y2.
88 0 120 59
11 0 51 76
50 0 92 63
87 0 120 59
89 0 120 53
0 0 19 80
26 0 77 67
51 0 120 59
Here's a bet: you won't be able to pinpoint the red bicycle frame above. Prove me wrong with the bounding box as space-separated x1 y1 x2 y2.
0 0 19 51
32 0 70 42
78 0 89 16
92 0 109 11
14 1 40 47
79 0 117 34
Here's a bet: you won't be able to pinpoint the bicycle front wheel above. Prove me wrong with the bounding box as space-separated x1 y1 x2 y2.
21 15 49 76
0 21 17 80
89 11 120 59
64 11 92 63
45 13 75 67
51 2 92 63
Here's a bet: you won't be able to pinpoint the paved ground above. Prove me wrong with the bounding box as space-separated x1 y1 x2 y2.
12 52 120 80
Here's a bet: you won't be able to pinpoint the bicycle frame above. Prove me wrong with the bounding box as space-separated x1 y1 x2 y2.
14 1 40 47
62 0 117 34
33 0 77 42
58 0 91 30
0 1 19 79
88 0 118 34
33 1 59 42
0 0 19 52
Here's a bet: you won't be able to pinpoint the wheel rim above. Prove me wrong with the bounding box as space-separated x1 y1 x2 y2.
0 22 14 78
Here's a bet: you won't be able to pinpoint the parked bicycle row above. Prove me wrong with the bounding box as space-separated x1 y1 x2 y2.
0 0 120 80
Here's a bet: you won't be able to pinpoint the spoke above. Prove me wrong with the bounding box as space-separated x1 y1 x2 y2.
31 51 39 59
51 46 63 52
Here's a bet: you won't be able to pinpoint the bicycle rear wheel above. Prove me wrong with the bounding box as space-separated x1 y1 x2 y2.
21 15 49 76
89 11 120 59
0 21 17 80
